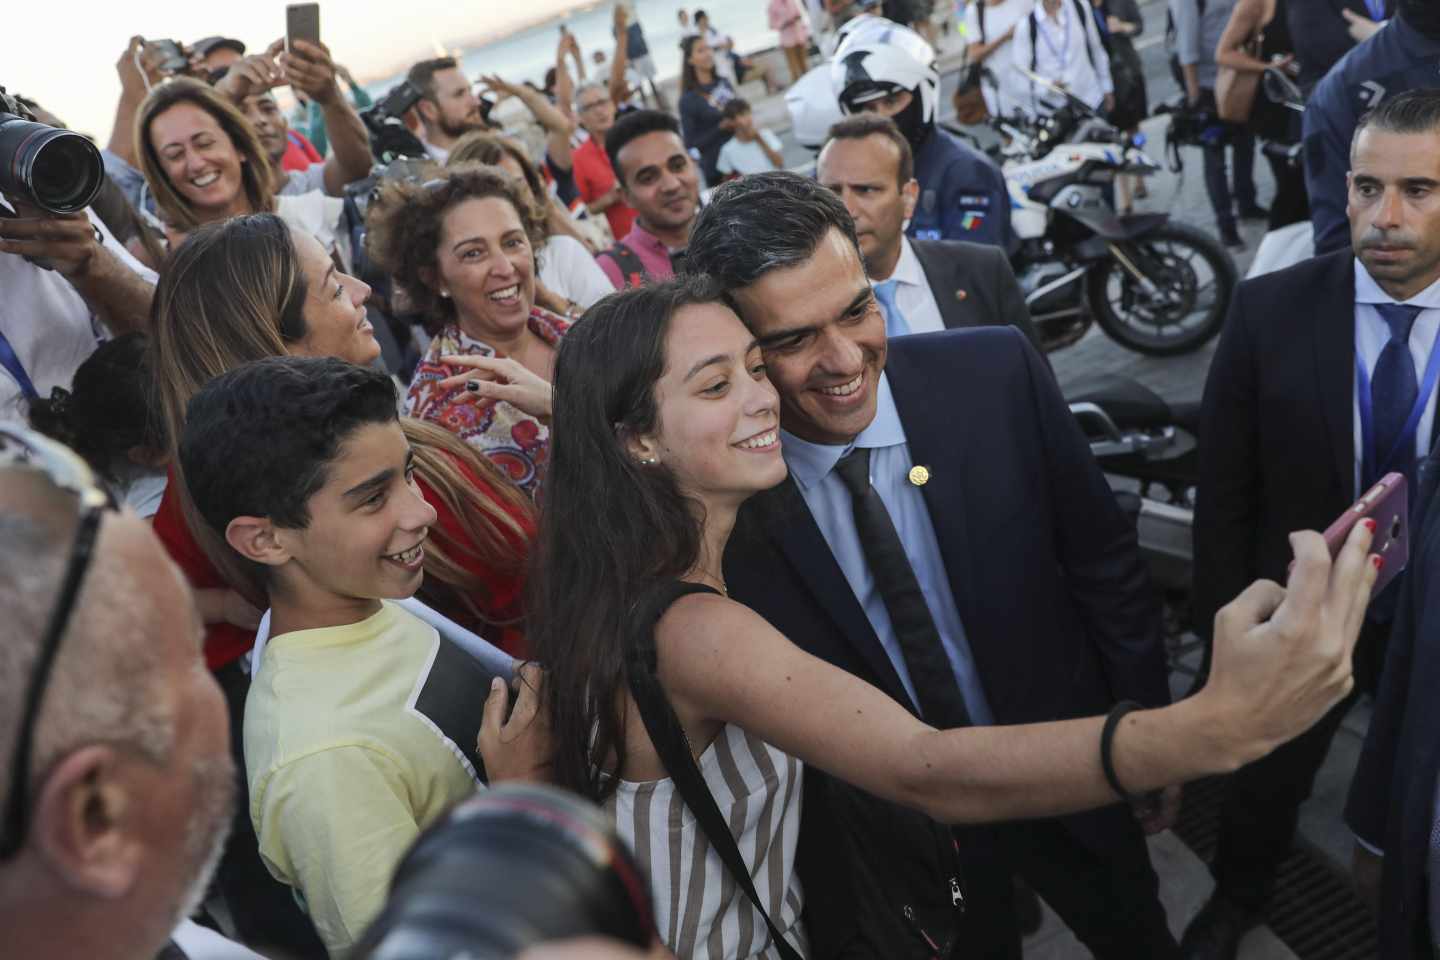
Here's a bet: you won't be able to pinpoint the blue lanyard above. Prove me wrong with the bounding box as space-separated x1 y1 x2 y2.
1036 7 1072 72
1364 0 1386 21
0 327 38 401
1356 314 1440 487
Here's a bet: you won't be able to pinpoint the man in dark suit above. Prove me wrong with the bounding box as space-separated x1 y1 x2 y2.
1187 90 1440 959
688 171 1180 957
1340 90 1440 960
816 114 1041 349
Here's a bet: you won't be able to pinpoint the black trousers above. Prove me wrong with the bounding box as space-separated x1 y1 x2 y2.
1198 90 1257 230
1208 619 1388 910
954 815 1179 959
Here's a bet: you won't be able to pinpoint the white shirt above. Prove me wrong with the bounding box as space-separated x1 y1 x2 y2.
423 139 450 164
170 920 267 959
0 206 156 422
1351 260 1440 495
964 0 1036 116
879 236 946 336
716 129 783 176
1009 0 1113 117
537 233 616 310
704 27 739 85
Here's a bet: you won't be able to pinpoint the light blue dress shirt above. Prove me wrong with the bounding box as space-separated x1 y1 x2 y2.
1352 259 1440 496
780 373 995 725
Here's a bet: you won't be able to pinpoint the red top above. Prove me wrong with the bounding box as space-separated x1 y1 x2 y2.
281 130 324 172
152 472 255 672
152 455 534 670
573 136 637 241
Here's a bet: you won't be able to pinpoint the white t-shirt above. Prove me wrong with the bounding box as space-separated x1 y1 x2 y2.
537 234 616 310
964 0 1035 117
717 130 784 176
0 206 157 422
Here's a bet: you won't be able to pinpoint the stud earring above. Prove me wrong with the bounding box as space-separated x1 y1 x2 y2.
637 456 658 466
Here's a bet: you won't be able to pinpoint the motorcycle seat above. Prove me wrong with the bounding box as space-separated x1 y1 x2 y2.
1064 375 1199 433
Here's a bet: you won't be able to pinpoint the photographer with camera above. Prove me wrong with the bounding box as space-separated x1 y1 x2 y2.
218 38 374 199
0 90 157 423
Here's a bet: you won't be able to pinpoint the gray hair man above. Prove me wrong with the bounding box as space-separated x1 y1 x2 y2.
0 431 234 960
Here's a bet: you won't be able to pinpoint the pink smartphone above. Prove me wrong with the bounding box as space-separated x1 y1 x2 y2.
1305 472 1409 596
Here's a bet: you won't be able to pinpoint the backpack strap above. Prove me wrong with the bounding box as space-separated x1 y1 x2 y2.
624 582 805 960
1072 0 1098 70
596 241 649 289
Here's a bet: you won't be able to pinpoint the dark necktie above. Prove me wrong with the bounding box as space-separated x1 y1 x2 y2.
1371 303 1424 487
833 446 970 728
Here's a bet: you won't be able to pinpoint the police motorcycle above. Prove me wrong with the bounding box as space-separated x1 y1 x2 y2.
990 69 1238 357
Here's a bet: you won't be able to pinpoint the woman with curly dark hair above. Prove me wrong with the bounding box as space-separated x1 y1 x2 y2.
367 164 569 497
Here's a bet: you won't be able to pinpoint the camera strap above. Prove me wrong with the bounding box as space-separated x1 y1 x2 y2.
0 328 38 401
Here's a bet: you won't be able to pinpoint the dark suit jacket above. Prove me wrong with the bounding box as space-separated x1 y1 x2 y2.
911 238 1043 350
1347 451 1440 958
1193 250 1361 635
725 327 1168 854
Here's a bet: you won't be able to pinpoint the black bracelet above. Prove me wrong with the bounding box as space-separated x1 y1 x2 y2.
1100 699 1145 803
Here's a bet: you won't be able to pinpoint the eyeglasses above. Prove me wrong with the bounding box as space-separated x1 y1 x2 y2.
578 99 610 112
0 425 112 859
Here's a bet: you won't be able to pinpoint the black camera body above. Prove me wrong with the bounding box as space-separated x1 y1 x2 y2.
0 87 104 214
360 80 429 165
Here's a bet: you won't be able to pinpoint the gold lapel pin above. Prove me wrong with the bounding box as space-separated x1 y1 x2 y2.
955 290 968 302
909 465 931 486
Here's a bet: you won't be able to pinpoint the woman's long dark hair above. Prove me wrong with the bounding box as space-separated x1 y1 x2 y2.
531 275 724 801
680 34 709 95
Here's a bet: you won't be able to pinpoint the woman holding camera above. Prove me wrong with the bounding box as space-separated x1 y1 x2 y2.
367 164 568 498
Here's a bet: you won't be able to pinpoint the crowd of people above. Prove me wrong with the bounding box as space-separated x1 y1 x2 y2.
5 1 1440 958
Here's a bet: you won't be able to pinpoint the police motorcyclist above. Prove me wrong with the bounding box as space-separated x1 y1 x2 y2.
833 36 1015 252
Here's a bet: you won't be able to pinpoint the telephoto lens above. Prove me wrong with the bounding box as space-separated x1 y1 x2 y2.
0 91 104 215
354 784 659 959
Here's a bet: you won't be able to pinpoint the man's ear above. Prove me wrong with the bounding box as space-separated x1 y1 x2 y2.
225 516 290 568
31 746 143 898
900 178 919 221
416 98 437 128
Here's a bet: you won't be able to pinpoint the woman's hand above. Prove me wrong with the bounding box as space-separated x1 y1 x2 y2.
478 664 553 784
1199 523 1378 764
438 354 555 421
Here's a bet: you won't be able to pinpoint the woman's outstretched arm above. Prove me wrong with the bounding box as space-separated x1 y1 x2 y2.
659 525 1376 824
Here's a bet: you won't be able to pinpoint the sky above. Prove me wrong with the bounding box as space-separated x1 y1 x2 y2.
9 0 594 142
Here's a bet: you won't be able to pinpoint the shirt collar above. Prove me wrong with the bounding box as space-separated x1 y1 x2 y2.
1354 258 1440 308
623 221 679 255
781 372 906 490
888 236 928 290
1037 0 1068 26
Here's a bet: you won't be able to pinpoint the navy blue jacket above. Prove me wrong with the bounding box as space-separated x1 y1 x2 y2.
1304 14 1440 256
908 128 1015 254
1346 448 1440 957
725 327 1168 848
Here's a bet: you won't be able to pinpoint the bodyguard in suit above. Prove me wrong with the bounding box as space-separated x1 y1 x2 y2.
1187 90 1440 960
688 171 1179 957
816 114 1042 350
1341 91 1440 960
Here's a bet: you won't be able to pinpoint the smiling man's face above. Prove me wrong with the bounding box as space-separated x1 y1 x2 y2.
730 228 887 446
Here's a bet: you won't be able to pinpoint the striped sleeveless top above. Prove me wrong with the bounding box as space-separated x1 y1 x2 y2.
607 723 809 960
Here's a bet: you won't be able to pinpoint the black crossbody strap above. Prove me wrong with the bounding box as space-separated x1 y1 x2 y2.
625 582 805 960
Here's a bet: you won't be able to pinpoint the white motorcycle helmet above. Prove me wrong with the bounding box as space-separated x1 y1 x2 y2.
833 15 937 70
831 39 940 148
786 64 846 151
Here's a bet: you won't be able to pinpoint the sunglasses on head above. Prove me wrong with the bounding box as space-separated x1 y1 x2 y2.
0 425 113 859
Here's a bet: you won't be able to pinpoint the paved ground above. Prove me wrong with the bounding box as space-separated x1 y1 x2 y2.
732 5 1362 958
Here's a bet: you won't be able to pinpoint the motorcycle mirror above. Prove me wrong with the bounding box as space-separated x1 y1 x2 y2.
1261 67 1305 114
1014 65 1103 121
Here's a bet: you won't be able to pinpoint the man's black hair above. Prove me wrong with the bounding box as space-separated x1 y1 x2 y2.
822 114 915 186
694 9 709 23
407 57 459 99
686 170 861 290
179 356 400 539
604 109 683 185
1353 88 1440 155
